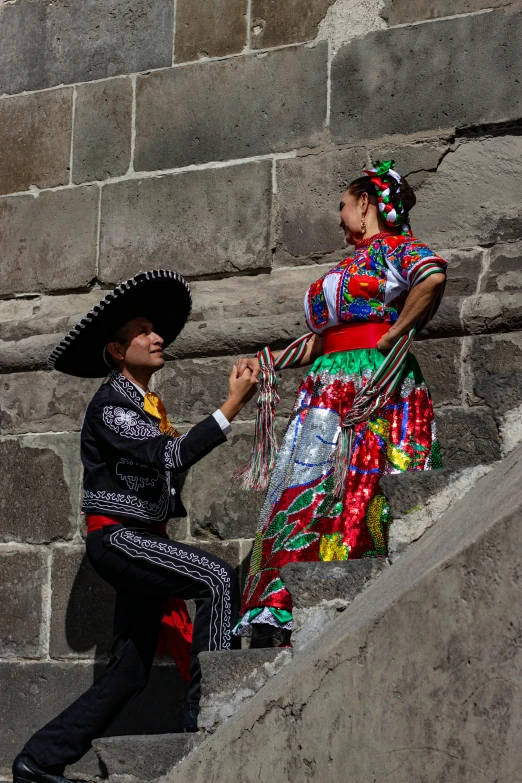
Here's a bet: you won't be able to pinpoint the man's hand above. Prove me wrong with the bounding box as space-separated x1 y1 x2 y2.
235 356 261 377
220 364 260 423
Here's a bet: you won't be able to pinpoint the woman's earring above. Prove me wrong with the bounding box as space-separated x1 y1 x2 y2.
361 215 367 235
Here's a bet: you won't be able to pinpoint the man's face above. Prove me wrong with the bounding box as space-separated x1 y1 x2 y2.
108 317 165 372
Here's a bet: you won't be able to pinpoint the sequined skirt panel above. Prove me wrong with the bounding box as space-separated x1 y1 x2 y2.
237 348 441 632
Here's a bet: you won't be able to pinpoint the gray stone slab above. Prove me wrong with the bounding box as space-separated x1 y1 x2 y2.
189 540 241 572
0 371 99 435
273 143 446 266
93 734 203 780
0 89 72 196
437 407 501 469
483 241 522 293
443 248 483 297
382 0 514 25
0 549 46 658
461 291 522 336
0 186 98 296
281 560 388 608
189 424 265 540
175 0 246 62
0 0 174 96
99 163 272 283
73 77 132 184
380 468 456 519
198 648 292 731
331 11 522 142
49 546 115 659
250 0 335 48
134 43 327 170
162 445 522 783
0 434 81 543
156 357 304 425
413 136 522 249
419 296 463 340
0 661 186 779
411 337 461 406
469 332 522 417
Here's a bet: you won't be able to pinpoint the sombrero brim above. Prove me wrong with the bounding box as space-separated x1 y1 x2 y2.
48 270 192 377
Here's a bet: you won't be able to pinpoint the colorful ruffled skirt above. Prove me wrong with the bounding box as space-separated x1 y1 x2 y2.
234 347 441 636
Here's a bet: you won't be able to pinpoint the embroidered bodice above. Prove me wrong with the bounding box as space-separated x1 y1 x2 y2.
305 234 446 334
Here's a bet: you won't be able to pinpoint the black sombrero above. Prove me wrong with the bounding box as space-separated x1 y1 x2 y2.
48 270 192 378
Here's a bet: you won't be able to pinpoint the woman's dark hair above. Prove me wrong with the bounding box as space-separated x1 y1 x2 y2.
348 175 416 222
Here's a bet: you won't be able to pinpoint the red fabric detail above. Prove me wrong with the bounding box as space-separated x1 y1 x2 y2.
85 514 193 683
322 323 390 355
347 274 380 300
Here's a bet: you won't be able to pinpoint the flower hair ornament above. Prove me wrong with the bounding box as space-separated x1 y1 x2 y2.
363 159 407 229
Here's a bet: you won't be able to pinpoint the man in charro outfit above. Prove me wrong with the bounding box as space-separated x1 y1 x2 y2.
13 270 259 783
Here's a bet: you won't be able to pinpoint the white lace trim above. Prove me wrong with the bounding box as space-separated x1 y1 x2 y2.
235 607 293 635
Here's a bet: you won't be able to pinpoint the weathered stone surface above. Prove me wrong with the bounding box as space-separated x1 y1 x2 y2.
164 445 522 783
190 540 242 572
419 296 463 340
387 464 492 561
93 734 203 781
250 0 335 49
0 289 103 340
414 136 522 249
380 468 456 519
468 332 522 417
156 357 304 424
483 241 522 293
0 0 174 96
199 649 292 731
0 187 98 296
436 407 501 469
135 43 327 170
0 661 186 779
411 337 461 406
461 291 522 336
189 425 265 540
0 371 99 434
99 164 272 283
0 550 46 657
175 0 246 61
382 0 515 25
331 11 522 142
50 547 115 659
73 77 132 184
282 560 387 608
274 147 364 263
274 142 448 265
442 248 483 297
0 89 72 196
0 434 81 544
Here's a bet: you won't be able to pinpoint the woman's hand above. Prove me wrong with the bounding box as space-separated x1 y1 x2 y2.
235 356 261 377
377 331 400 352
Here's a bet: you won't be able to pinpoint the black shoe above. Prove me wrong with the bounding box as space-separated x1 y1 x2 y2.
12 751 71 783
183 703 199 733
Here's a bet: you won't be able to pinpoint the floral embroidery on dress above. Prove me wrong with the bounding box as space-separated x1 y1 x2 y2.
307 278 329 330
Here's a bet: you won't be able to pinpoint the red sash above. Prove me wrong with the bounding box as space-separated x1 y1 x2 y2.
86 514 193 683
322 322 390 355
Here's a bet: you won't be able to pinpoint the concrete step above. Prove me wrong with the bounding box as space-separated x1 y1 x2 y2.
92 733 203 783
282 560 388 650
380 465 493 560
198 648 292 732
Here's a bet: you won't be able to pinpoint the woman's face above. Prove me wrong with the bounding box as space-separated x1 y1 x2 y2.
339 189 364 246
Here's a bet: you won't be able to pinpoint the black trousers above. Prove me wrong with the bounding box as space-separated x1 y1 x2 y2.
25 524 240 770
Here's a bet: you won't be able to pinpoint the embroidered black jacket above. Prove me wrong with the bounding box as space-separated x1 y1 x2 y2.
81 371 226 523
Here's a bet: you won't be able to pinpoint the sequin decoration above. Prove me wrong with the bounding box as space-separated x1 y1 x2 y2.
235 348 440 635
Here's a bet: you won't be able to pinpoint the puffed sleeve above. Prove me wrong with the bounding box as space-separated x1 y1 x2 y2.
388 238 447 290
90 403 226 473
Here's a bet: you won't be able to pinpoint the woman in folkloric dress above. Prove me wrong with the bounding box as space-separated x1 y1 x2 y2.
233 161 447 645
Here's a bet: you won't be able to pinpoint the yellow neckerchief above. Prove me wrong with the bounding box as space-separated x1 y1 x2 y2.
143 392 181 437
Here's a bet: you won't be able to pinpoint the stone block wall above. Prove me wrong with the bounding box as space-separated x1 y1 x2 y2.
1 0 521 777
